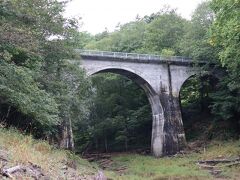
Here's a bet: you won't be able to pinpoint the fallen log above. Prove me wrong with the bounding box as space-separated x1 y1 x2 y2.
85 157 96 162
0 156 8 162
197 161 240 169
196 163 215 169
1 165 22 178
198 157 240 164
223 161 240 167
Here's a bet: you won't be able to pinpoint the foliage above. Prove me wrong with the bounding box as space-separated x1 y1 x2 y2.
86 10 187 56
0 0 91 139
75 74 152 152
210 0 240 70
145 11 188 55
85 20 147 53
178 1 218 61
41 59 92 144
0 60 59 130
209 0 240 128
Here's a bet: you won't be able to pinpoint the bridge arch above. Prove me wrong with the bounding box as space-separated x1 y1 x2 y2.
88 67 165 157
79 51 202 157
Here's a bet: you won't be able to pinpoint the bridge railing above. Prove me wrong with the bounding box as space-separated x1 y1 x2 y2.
77 49 193 62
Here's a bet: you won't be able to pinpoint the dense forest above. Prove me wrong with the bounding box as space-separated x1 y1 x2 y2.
0 0 239 155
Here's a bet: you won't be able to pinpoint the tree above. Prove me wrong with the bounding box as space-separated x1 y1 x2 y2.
178 1 218 61
145 11 188 55
0 60 59 136
73 73 152 153
0 0 92 146
209 0 240 132
85 21 147 53
0 0 70 135
210 0 240 71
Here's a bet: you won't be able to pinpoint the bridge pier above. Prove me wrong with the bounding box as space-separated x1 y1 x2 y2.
161 94 186 155
150 93 186 157
149 94 165 157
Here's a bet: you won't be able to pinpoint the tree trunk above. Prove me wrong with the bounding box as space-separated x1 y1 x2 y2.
6 106 11 119
104 136 108 153
95 138 99 151
59 117 74 150
67 118 74 150
59 120 68 148
200 79 204 112
125 138 128 152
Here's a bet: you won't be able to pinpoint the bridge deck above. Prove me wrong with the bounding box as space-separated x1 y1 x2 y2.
78 50 194 63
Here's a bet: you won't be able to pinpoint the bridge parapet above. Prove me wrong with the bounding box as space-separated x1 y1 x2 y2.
78 49 194 63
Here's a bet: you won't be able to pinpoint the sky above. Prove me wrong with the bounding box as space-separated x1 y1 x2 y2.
65 0 206 35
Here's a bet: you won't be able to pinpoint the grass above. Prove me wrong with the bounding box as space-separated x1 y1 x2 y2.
0 127 97 178
104 140 240 180
105 154 210 180
201 140 240 159
0 126 239 179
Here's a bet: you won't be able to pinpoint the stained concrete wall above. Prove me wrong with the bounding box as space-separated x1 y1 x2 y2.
76 56 198 157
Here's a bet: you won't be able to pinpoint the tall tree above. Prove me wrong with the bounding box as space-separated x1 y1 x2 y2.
0 0 92 146
145 11 188 55
178 1 218 61
209 0 240 132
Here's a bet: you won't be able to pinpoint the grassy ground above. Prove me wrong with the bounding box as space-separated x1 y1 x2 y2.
104 141 240 180
0 127 97 179
0 127 239 179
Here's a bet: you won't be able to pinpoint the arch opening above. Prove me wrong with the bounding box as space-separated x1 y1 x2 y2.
90 72 151 152
91 68 163 115
83 68 164 155
179 74 218 141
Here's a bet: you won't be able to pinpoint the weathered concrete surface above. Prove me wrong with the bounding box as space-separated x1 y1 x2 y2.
74 55 198 157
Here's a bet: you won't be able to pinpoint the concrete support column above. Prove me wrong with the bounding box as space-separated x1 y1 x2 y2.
150 93 186 157
151 112 165 157
161 93 187 155
148 94 165 157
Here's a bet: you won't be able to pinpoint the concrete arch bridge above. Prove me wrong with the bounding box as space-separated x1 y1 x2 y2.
74 50 205 157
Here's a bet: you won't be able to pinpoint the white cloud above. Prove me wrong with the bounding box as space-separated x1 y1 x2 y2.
65 0 206 34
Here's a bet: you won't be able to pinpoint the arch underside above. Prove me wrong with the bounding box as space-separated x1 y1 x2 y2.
91 68 163 114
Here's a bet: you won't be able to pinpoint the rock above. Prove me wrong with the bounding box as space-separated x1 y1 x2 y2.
94 170 107 180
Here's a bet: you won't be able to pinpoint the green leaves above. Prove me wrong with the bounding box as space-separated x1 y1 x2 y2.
209 0 240 123
74 73 152 152
0 60 59 127
85 10 187 55
145 12 187 54
178 1 218 62
210 0 240 69
0 0 91 139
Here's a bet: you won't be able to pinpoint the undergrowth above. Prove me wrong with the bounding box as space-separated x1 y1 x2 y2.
0 127 97 178
105 140 240 180
0 127 239 179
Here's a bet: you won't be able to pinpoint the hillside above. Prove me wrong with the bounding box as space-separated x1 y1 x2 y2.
0 127 98 179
